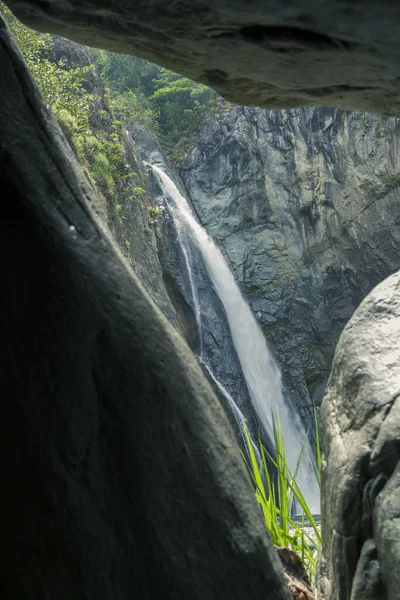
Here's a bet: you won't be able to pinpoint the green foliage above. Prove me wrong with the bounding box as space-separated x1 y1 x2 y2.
354 111 373 133
90 151 115 196
56 109 79 145
360 169 400 200
116 203 127 218
375 126 386 139
169 136 195 168
110 90 159 133
91 49 160 97
150 68 216 154
91 49 161 134
3 5 94 129
148 205 162 225
132 186 145 201
242 412 321 582
65 123 130 200
2 3 52 59
4 4 154 229
91 49 217 161
4 3 216 219
148 206 162 217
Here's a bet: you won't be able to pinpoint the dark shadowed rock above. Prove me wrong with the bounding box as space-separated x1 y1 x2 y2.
277 547 313 595
318 271 400 599
0 14 291 599
4 0 400 115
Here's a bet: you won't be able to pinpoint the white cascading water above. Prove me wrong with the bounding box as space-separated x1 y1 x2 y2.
200 359 262 466
151 164 320 513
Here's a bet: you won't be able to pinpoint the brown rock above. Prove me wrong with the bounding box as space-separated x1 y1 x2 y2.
285 574 315 600
277 547 315 600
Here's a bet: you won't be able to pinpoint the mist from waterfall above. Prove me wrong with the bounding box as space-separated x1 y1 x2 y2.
151 164 320 513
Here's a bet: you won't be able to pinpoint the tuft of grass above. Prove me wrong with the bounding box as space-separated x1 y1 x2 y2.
242 411 321 582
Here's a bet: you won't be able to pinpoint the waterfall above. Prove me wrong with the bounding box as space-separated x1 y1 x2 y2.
151 164 320 513
200 358 262 466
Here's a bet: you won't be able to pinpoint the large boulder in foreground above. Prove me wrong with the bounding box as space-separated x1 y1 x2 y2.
5 0 400 115
318 271 400 599
0 15 290 600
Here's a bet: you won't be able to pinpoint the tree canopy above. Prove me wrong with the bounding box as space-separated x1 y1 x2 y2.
91 50 217 162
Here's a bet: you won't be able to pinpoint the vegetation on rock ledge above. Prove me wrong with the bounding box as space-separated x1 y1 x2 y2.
3 4 140 209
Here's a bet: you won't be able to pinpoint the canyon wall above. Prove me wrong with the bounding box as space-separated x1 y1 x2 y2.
181 105 400 428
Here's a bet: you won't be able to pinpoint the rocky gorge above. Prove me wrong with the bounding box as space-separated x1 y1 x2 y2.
105 87 400 447
2 2 400 599
53 38 400 595
181 105 400 423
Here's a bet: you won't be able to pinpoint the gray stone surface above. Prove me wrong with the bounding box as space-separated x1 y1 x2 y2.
5 0 400 115
181 104 400 430
318 271 400 599
0 14 291 599
349 540 384 600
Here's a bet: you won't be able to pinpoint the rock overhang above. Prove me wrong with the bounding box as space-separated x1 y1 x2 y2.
4 0 400 115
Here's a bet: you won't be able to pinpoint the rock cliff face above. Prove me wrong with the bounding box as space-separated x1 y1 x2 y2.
181 105 400 428
50 36 179 329
16 20 400 453
44 38 400 520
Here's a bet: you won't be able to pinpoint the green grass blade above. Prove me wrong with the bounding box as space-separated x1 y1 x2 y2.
241 410 321 582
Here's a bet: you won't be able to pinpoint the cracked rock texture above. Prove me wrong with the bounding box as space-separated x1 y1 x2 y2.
318 271 400 600
0 15 291 600
181 105 400 429
4 0 400 115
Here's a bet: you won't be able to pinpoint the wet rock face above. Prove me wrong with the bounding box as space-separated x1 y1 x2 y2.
318 271 400 600
131 126 261 449
0 15 291 600
5 0 400 115
181 105 400 426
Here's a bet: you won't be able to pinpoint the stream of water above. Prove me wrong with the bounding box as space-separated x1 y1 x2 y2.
151 164 320 513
